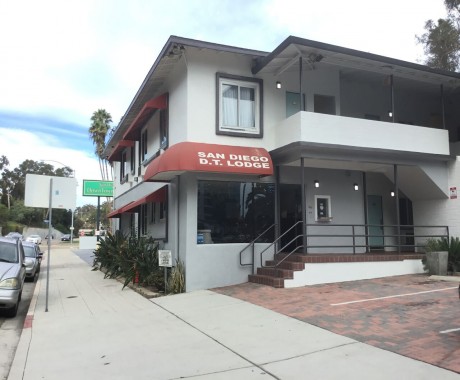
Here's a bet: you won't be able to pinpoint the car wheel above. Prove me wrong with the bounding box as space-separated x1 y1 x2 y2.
5 302 18 318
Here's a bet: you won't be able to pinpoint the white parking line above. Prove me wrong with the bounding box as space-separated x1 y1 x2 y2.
330 286 458 306
440 328 460 334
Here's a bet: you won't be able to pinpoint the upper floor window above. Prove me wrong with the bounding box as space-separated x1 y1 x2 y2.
120 150 128 183
160 109 168 149
130 146 135 174
140 129 148 164
216 73 263 138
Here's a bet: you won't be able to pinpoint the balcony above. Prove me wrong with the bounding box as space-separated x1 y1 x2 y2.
273 111 450 157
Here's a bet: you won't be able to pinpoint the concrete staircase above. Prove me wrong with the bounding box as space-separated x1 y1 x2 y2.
248 252 425 288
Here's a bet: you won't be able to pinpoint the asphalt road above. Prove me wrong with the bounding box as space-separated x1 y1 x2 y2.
0 278 36 380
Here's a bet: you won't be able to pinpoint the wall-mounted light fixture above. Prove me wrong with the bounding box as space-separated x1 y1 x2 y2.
276 81 282 89
388 110 393 118
390 190 395 197
314 180 319 188
353 183 359 191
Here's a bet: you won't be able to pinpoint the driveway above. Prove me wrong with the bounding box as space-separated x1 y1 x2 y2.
214 274 460 373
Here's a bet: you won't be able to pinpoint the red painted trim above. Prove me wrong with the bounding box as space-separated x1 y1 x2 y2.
107 140 135 162
24 315 33 329
123 93 168 140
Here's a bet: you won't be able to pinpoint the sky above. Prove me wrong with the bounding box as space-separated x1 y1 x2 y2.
0 0 448 206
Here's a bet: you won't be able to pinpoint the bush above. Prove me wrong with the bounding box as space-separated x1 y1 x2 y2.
167 259 185 294
93 232 169 291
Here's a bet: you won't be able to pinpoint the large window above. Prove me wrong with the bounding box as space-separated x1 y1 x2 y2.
197 180 274 244
216 73 263 137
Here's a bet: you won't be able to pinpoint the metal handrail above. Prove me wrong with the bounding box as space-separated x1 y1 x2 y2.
239 223 276 273
254 223 449 270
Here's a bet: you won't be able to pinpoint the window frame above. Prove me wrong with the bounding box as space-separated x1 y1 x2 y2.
216 73 263 138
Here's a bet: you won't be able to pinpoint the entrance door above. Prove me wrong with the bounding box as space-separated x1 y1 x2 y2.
286 92 305 118
279 184 302 252
367 195 384 249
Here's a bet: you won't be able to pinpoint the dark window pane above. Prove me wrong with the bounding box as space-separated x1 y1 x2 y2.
197 180 274 244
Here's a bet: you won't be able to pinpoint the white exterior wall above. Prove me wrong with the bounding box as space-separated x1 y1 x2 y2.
280 166 367 253
273 112 449 155
413 155 460 239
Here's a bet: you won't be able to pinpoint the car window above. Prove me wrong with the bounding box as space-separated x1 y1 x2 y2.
0 241 18 263
23 245 37 258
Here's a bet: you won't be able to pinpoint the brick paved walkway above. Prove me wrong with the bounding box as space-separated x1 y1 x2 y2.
213 274 460 374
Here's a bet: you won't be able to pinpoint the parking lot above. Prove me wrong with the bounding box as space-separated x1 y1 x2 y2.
214 274 460 373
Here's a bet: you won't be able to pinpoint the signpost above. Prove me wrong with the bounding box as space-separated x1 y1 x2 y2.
25 174 77 312
158 250 172 291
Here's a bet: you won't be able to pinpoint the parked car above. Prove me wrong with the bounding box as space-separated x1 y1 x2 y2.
22 241 41 281
5 232 23 241
61 234 71 241
26 234 42 245
0 237 26 317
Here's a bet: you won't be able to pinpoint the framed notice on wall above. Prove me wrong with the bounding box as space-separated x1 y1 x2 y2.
315 195 332 222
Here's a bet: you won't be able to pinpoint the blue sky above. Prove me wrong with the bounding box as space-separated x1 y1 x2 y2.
0 0 447 205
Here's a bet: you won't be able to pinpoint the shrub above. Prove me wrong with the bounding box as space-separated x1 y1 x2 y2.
167 259 185 294
93 232 167 291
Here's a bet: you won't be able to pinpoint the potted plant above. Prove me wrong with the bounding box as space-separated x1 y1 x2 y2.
424 238 449 276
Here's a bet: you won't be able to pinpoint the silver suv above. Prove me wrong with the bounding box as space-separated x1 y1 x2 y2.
0 237 26 317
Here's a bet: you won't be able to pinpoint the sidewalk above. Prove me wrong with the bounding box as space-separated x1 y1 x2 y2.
8 248 460 380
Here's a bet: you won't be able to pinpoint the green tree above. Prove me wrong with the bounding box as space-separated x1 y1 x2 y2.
417 0 460 71
89 109 113 182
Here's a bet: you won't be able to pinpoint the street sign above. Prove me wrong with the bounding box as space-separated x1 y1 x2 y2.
82 180 113 197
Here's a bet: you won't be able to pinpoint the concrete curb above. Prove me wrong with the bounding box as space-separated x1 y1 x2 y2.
7 273 42 380
429 275 460 283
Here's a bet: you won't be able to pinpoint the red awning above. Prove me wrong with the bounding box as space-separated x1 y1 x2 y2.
122 186 168 213
107 140 135 162
107 204 129 218
123 93 168 140
144 142 273 182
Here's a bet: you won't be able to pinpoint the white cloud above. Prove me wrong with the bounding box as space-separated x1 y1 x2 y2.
0 127 102 207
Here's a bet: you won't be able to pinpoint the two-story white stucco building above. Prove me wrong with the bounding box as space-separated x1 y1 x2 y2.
104 35 460 291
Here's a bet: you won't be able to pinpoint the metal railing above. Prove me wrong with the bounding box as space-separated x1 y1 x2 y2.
240 222 449 274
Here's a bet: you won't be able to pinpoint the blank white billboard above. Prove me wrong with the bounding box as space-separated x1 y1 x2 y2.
25 174 77 209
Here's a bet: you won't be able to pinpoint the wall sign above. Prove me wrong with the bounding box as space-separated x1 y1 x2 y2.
315 195 332 222
450 186 457 199
158 250 173 267
197 151 271 170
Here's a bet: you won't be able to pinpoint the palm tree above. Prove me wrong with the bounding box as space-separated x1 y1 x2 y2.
89 109 113 181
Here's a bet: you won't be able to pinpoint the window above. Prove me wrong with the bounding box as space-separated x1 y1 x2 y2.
130 146 135 174
160 109 168 149
150 203 156 223
159 201 166 220
197 181 274 244
140 204 148 235
140 129 148 164
216 73 263 137
120 150 128 183
314 94 336 115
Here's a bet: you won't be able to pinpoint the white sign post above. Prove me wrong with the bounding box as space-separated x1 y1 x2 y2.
25 174 77 312
158 250 173 291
